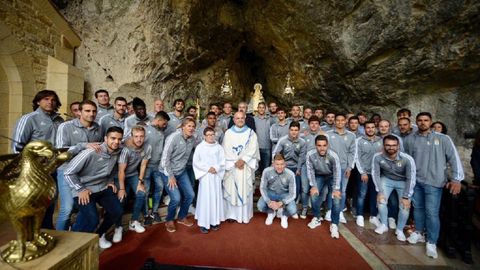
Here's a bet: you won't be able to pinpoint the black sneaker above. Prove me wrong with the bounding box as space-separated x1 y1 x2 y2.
143 215 153 226
211 225 220 231
153 213 162 224
200 227 209 234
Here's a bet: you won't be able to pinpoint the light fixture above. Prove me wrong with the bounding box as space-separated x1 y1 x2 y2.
283 72 295 97
220 68 233 97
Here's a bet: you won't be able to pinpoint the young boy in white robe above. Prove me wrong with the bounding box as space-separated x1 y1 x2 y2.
193 127 226 233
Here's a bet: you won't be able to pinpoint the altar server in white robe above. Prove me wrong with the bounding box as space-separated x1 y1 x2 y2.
222 111 260 223
193 127 226 233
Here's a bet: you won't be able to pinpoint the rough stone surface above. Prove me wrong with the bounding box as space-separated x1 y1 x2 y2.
57 0 480 178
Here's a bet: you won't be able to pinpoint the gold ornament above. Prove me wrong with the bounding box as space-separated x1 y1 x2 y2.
0 141 70 263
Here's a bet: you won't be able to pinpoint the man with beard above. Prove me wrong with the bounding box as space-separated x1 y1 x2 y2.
404 112 464 259
321 112 335 132
94 89 114 121
99 97 127 137
124 97 153 139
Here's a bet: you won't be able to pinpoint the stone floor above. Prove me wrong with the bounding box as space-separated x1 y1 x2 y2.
1 204 478 269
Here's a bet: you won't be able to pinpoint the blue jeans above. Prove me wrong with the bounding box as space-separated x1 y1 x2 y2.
257 192 297 216
388 191 399 219
377 177 409 230
311 175 333 218
287 167 302 206
300 164 311 209
259 148 271 174
160 170 195 221
356 173 378 216
72 187 123 236
327 169 347 212
115 175 146 225
186 165 197 205
412 182 443 244
56 169 74 231
144 167 164 214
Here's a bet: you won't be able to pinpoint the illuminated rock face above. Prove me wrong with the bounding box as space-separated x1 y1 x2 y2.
59 0 479 142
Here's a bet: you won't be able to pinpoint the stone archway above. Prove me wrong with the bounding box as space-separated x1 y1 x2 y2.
0 21 36 154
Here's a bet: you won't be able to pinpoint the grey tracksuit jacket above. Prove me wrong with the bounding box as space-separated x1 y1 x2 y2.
119 144 152 177
124 114 153 139
260 167 296 204
326 129 356 171
273 135 306 172
64 143 120 196
144 124 166 169
254 115 272 150
306 149 341 190
56 118 103 170
371 152 416 198
355 135 383 175
159 131 195 176
270 121 290 148
12 108 64 153
98 113 125 137
95 104 114 122
404 131 464 187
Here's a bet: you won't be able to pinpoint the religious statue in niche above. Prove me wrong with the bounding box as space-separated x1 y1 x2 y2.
248 83 265 114
0 141 70 263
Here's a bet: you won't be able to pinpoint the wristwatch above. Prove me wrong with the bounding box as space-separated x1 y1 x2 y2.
139 178 144 184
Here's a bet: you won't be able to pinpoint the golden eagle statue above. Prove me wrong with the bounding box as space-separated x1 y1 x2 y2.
0 141 70 263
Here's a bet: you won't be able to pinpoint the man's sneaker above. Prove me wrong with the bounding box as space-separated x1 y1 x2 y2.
407 231 426 244
330 224 339 239
426 243 438 259
144 215 153 226
291 213 299 219
153 213 162 224
178 217 194 227
211 225 220 231
388 217 397 229
99 233 112 249
356 216 365 227
276 208 283 218
280 216 288 229
395 229 406 242
265 212 275 225
374 224 388 235
200 227 209 234
369 216 380 227
188 205 196 214
163 195 170 205
129 220 146 233
308 217 322 229
112 226 123 243
339 212 347 223
324 210 332 221
165 221 176 233
300 208 308 219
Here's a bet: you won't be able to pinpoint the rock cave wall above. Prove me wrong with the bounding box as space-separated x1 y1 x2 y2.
57 0 480 177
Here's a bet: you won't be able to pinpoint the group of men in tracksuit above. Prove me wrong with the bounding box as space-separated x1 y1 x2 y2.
12 89 464 259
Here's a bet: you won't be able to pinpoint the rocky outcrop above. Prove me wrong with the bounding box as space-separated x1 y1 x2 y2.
58 0 479 146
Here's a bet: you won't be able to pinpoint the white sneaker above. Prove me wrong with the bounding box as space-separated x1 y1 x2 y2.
339 212 347 224
276 208 283 218
356 216 365 227
395 229 406 241
265 212 275 225
330 224 339 239
281 216 288 229
188 205 196 214
308 217 322 229
163 195 170 205
388 217 397 229
291 213 299 219
426 243 438 259
112 226 123 243
407 231 426 244
374 224 388 235
129 220 146 233
99 233 112 249
369 216 380 227
324 210 331 221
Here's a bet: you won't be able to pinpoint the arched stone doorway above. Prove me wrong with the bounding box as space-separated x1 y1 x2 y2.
0 21 36 154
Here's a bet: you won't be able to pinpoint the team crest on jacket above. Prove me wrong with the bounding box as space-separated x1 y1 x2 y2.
434 139 440 145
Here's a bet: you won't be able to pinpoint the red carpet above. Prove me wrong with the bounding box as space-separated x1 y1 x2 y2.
100 214 372 270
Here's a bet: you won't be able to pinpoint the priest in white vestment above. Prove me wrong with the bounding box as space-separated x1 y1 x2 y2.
193 127 226 233
222 111 260 223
